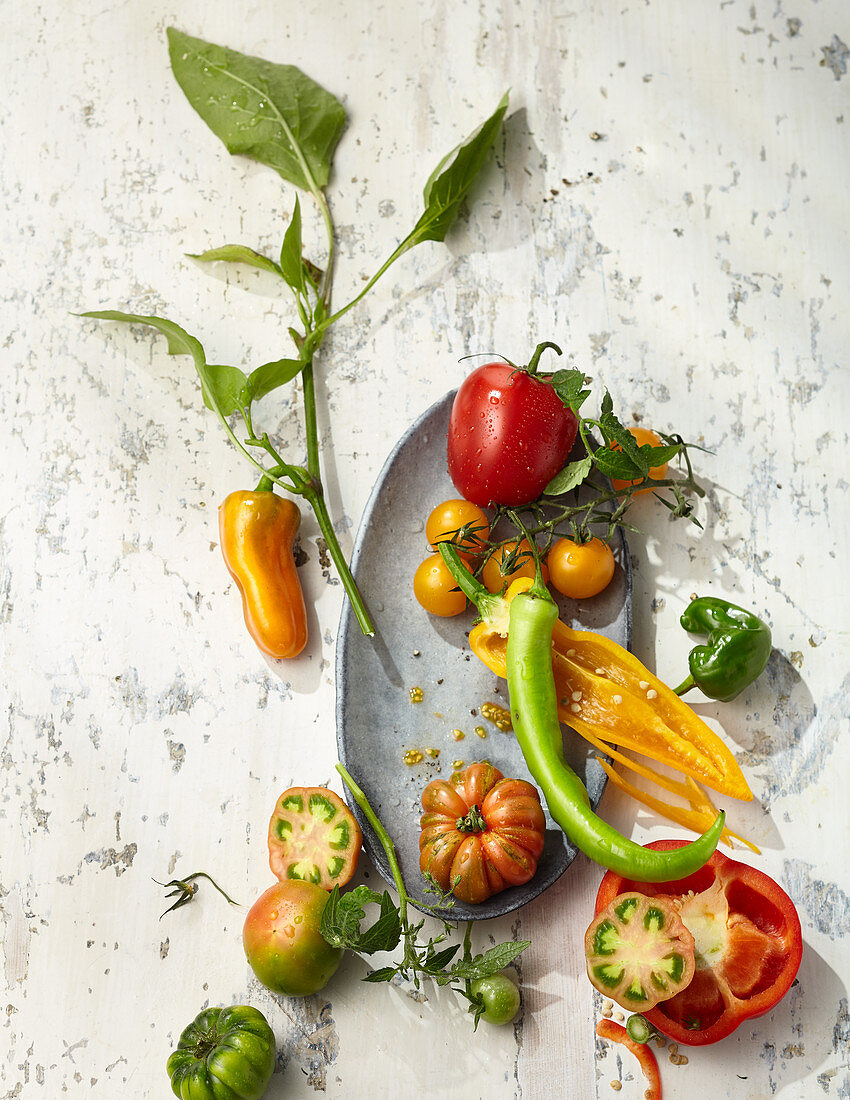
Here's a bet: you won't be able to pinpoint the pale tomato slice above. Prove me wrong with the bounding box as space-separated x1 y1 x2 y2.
268 787 362 890
585 892 696 1012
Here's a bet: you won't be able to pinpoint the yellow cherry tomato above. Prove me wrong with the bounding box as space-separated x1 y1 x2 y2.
610 427 669 494
547 537 615 600
425 498 490 557
414 553 468 617
482 539 548 594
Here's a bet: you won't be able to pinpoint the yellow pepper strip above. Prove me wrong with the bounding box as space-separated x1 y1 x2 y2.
598 758 760 853
469 578 752 802
580 723 758 849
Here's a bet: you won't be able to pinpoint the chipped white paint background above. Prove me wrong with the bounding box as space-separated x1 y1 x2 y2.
2 1 848 1097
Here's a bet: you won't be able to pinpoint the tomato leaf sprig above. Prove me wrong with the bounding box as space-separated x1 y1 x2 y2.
322 765 529 1028
82 27 509 638
545 371 706 532
154 870 241 919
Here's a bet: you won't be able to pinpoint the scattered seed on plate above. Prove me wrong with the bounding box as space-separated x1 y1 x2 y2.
403 749 424 765
474 726 487 738
409 686 424 703
452 759 464 770
452 729 465 741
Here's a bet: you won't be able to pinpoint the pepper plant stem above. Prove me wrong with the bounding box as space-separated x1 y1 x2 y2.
300 358 321 482
305 488 375 637
673 674 696 696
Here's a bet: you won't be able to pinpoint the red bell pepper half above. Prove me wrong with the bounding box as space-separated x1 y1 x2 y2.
595 841 803 1046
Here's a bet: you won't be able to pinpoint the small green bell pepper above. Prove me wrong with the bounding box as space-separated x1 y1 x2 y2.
674 596 772 702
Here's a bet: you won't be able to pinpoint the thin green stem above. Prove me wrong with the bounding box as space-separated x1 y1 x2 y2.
300 358 321 481
315 190 336 310
320 236 413 329
307 489 375 636
336 763 409 933
673 673 696 696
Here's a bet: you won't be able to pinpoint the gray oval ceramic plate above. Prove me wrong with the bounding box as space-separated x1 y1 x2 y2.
336 390 632 919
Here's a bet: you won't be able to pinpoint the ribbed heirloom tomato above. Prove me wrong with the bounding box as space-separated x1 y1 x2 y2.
419 762 546 904
447 350 578 507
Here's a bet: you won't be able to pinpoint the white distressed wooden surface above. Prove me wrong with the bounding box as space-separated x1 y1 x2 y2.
2 1 848 1097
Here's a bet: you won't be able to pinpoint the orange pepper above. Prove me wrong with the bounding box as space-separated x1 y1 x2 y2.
219 490 308 659
468 579 752 802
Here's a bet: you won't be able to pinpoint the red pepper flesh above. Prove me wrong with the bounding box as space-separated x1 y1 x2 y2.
595 841 803 1045
595 1018 662 1100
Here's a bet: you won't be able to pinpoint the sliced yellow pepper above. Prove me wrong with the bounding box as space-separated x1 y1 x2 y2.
598 758 759 853
469 578 752 802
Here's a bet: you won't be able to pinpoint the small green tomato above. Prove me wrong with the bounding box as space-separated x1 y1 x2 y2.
470 973 521 1026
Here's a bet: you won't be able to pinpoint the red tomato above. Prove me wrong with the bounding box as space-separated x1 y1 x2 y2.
243 880 343 997
594 842 803 1045
447 362 578 507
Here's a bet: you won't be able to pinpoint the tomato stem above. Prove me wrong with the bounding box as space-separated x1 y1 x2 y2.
524 340 562 375
336 763 410 937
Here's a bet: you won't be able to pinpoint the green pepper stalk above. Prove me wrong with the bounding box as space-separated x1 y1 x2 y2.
673 596 772 702
438 543 725 882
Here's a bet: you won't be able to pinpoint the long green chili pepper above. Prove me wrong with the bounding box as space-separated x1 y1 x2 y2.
674 596 772 702
438 543 725 882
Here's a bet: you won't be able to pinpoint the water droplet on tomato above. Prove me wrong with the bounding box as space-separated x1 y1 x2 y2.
283 924 296 938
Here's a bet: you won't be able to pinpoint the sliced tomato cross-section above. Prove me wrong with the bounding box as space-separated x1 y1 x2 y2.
268 787 362 890
585 892 696 1012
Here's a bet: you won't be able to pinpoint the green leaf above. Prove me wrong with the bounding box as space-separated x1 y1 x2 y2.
598 394 649 475
279 197 308 298
167 27 346 191
79 310 248 416
246 357 304 403
186 244 282 276
642 443 682 467
319 885 401 955
551 368 592 414
449 940 530 982
409 92 509 244
421 944 461 973
592 447 645 481
205 364 250 415
544 455 593 496
362 966 398 984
